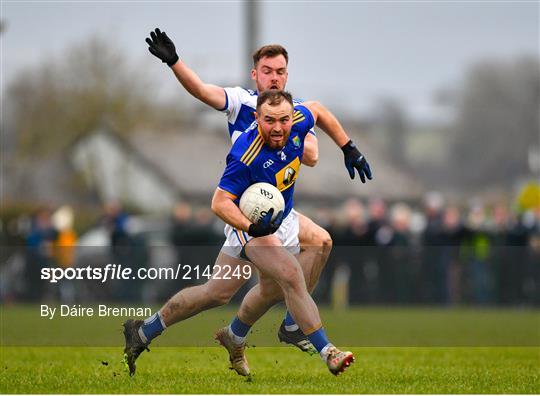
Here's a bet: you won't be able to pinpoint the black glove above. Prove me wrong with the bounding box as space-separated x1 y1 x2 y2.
247 208 284 238
341 140 373 183
145 28 179 67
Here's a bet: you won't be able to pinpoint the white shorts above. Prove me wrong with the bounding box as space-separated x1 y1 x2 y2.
221 208 300 260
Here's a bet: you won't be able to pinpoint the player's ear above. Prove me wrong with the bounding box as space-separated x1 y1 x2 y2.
251 68 256 81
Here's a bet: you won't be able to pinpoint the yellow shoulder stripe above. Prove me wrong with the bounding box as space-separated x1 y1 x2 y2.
240 135 262 163
293 116 305 125
244 139 264 166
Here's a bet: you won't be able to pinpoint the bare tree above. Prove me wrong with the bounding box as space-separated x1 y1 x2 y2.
3 35 186 204
451 56 539 188
7 36 161 158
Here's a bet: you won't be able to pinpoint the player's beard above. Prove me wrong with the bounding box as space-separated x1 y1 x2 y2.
264 130 290 150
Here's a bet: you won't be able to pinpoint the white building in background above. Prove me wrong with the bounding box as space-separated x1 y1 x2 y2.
71 129 180 213
128 126 425 202
68 123 425 213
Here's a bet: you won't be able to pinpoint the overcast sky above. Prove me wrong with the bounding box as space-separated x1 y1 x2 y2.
2 1 538 120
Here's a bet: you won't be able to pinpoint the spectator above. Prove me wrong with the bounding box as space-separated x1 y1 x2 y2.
421 191 445 303
462 204 493 304
439 206 466 305
51 205 77 303
25 208 57 301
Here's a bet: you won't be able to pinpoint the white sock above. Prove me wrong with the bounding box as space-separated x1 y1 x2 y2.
285 324 299 332
228 325 246 345
157 311 167 329
319 343 333 361
138 327 148 344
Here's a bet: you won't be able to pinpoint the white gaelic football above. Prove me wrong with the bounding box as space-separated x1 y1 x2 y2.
239 182 285 223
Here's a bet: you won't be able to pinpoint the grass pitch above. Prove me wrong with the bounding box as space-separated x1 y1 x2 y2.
1 346 538 393
1 306 539 393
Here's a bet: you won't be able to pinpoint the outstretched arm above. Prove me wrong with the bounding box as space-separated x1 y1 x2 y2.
170 62 226 110
302 101 350 167
303 101 350 147
146 28 226 110
303 101 373 183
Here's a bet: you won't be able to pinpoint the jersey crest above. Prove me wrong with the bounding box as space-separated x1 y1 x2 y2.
275 157 301 192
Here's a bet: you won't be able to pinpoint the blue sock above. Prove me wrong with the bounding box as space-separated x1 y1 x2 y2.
284 311 296 326
139 312 166 343
229 316 251 338
307 327 330 352
283 311 300 332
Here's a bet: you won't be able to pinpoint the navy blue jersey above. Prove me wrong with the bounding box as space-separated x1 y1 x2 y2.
218 105 315 218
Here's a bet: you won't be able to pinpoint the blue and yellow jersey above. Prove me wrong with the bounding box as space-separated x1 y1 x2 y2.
218 105 315 219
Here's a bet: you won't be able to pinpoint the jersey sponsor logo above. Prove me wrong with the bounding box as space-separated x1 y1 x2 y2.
274 156 301 192
263 159 274 168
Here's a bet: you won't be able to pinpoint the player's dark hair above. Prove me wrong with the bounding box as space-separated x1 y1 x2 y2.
252 44 289 66
256 90 294 111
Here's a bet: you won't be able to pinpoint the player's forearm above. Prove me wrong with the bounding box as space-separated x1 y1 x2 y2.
302 134 319 167
308 101 350 148
211 189 251 232
170 61 226 109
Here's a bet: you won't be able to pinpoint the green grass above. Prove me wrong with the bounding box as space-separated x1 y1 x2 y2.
0 346 538 393
2 305 539 346
1 305 539 393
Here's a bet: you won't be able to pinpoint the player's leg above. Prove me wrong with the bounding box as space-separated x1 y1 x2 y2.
236 261 314 353
244 236 320 333
238 236 353 375
277 212 332 349
233 272 318 354
236 274 282 325
297 212 333 291
234 210 331 352
215 240 307 377
122 252 249 376
295 218 356 376
215 243 303 376
219 210 333 354
159 252 250 325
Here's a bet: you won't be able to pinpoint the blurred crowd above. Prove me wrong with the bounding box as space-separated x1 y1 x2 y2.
314 193 539 306
11 205 78 303
1 192 539 306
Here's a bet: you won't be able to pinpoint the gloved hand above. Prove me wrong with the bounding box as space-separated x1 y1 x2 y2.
145 28 179 67
247 208 284 237
341 140 373 183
